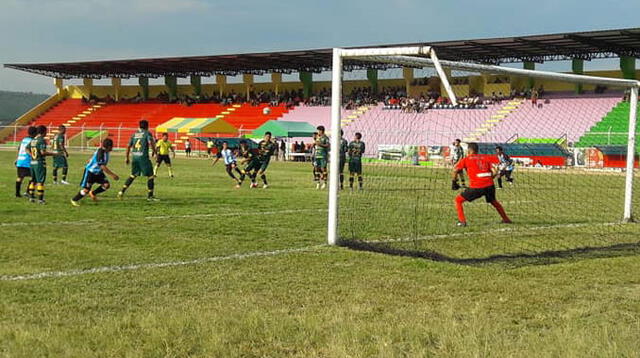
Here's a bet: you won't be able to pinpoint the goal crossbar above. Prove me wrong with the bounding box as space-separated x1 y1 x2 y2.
341 47 459 107
351 54 640 88
328 47 639 246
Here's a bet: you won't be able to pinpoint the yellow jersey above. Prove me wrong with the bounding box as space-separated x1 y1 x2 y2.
156 139 173 155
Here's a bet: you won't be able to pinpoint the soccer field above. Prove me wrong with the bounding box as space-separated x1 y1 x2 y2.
1 150 640 357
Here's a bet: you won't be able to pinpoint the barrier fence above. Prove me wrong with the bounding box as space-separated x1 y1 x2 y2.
0 124 637 169
0 125 253 154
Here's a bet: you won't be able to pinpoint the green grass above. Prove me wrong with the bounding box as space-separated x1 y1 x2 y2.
1 150 640 357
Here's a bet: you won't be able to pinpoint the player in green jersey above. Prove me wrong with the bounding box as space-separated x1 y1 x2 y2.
256 132 277 189
338 130 348 190
52 125 70 185
26 125 55 204
311 132 320 186
348 132 366 190
314 125 330 189
237 140 261 188
118 120 158 201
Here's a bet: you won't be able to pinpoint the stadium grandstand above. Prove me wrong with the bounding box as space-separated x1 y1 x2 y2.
2 27 639 166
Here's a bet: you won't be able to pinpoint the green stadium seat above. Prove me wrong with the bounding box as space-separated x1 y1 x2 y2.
576 101 640 147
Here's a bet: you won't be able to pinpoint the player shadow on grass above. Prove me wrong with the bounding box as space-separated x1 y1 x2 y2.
340 240 640 268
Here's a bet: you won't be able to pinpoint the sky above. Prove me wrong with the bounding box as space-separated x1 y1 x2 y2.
1 0 639 94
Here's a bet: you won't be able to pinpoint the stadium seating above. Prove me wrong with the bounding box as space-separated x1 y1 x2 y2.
277 105 355 128
2 99 91 143
478 95 621 144
277 104 519 155
220 103 289 132
73 102 225 147
71 102 288 148
575 100 640 147
340 104 504 156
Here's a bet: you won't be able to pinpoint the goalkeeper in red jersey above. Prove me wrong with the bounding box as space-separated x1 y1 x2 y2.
451 142 511 227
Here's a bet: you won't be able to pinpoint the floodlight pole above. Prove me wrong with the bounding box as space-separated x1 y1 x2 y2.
623 85 638 222
327 48 343 245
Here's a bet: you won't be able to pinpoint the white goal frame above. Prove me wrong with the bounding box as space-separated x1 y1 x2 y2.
328 46 640 245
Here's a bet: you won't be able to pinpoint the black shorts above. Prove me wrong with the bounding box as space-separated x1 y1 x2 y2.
461 185 496 203
17 167 31 179
80 170 108 189
157 154 171 164
185 148 191 153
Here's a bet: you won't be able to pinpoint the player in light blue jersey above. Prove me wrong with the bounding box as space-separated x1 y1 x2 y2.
71 138 120 206
14 126 37 198
213 141 243 188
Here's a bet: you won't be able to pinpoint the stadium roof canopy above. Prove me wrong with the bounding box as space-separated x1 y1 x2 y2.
5 27 640 79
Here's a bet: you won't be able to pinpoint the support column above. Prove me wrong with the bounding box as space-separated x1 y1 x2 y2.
470 75 486 97
523 61 535 90
572 59 584 94
164 76 177 101
620 56 637 80
215 74 227 97
366 68 378 94
299 71 313 99
111 78 121 101
190 75 202 97
271 73 282 96
243 73 254 101
138 77 149 100
402 67 413 96
82 78 93 98
440 68 453 98
54 78 64 95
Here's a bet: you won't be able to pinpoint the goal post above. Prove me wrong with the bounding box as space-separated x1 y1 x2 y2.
624 86 639 222
328 46 640 247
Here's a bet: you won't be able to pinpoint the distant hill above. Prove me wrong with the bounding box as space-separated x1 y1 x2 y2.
0 90 50 124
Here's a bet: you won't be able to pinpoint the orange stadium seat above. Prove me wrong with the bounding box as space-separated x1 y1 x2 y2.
4 99 91 143
4 99 291 148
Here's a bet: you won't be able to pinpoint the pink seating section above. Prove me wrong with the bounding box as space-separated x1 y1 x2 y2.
343 105 504 155
279 105 353 128
281 104 504 155
281 96 622 155
479 95 621 143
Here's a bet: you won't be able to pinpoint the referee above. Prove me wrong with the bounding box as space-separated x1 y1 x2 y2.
154 133 175 177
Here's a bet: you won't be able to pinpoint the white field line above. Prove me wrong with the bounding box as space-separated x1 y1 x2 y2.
0 208 328 227
0 200 606 228
0 245 327 282
2 221 633 281
362 221 622 245
144 208 326 220
0 200 538 227
0 219 96 227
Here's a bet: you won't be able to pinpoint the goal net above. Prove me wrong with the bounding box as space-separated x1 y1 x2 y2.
328 47 640 265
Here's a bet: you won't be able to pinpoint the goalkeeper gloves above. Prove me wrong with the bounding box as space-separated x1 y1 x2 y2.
451 180 461 190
